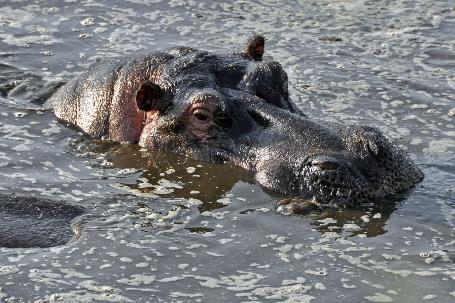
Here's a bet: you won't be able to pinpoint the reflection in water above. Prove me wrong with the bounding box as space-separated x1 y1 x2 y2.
75 137 407 238
75 138 255 207
269 189 407 238
309 195 407 237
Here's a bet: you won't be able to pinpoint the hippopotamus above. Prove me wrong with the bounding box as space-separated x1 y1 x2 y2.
45 35 424 208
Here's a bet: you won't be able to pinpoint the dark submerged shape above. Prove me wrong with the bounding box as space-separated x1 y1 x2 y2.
0 193 84 248
46 36 424 207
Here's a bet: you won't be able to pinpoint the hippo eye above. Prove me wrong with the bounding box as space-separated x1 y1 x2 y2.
188 107 214 139
194 112 208 121
192 108 213 123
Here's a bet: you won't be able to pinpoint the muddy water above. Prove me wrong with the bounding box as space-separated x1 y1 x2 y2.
0 0 454 302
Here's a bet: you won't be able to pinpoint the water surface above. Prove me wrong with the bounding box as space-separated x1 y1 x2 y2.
0 0 454 302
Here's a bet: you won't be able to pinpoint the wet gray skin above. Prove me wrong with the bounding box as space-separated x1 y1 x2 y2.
46 36 423 207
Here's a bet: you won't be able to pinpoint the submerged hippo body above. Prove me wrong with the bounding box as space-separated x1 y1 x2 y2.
46 36 423 207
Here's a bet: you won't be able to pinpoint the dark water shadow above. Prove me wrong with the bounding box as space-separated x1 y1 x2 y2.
263 185 416 237
74 137 412 238
308 193 411 237
0 193 84 248
73 138 256 213
311 198 403 237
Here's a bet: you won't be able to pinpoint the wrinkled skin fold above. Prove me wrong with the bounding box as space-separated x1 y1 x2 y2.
46 36 424 206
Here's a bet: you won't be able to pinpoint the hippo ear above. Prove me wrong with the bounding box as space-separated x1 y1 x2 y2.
242 34 265 61
136 82 167 112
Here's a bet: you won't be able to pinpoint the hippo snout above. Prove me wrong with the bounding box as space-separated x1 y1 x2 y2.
305 155 364 187
252 119 423 206
299 154 366 204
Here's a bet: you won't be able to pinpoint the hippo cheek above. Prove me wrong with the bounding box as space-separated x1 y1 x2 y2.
138 111 159 148
138 114 189 151
253 158 306 197
138 111 179 149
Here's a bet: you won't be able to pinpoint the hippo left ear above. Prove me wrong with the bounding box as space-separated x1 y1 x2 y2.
242 34 265 61
136 82 168 112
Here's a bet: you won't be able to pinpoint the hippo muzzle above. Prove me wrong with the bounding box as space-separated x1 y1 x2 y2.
229 100 423 206
46 35 423 207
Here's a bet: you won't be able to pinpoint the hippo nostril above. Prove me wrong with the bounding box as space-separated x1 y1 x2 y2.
311 159 340 171
367 140 381 159
248 110 272 128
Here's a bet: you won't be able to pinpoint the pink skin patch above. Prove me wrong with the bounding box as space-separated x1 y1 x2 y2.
139 110 159 148
108 63 158 143
139 94 221 147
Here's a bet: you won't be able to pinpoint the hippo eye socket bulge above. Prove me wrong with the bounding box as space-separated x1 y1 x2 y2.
47 34 423 206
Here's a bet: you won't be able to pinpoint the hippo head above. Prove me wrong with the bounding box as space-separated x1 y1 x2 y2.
48 35 423 206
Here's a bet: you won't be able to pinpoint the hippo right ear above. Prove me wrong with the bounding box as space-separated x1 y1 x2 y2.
136 82 168 112
242 34 265 61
